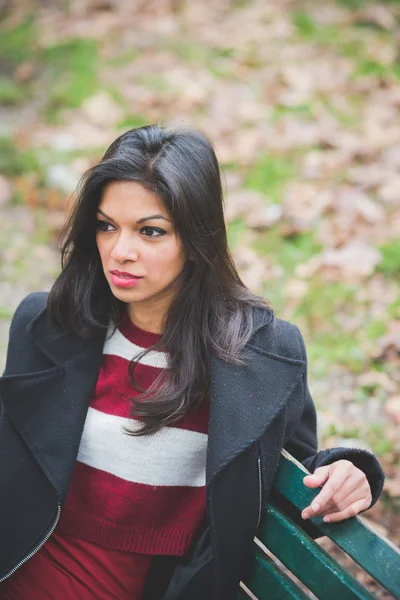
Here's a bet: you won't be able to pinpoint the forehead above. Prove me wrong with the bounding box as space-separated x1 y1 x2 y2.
99 181 167 217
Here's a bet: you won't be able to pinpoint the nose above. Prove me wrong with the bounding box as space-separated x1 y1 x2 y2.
110 232 139 263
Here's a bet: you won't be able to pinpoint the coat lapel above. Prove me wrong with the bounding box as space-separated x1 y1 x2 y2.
0 309 105 500
207 343 306 485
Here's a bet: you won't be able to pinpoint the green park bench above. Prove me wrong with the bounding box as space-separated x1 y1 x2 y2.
239 449 400 600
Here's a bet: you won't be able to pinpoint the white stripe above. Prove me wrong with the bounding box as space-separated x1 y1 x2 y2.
103 326 169 369
77 408 207 487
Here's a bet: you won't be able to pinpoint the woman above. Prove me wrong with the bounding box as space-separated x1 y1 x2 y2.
0 125 384 599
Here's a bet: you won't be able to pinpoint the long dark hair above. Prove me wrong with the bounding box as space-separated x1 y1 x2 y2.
48 125 273 435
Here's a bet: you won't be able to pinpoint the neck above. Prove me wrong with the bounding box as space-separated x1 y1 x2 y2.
126 304 166 335
126 278 184 334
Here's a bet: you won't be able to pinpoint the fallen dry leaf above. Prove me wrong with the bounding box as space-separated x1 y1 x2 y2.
358 371 397 394
81 91 124 128
383 475 400 497
224 189 270 223
0 176 12 207
282 182 332 223
296 243 381 281
384 396 400 425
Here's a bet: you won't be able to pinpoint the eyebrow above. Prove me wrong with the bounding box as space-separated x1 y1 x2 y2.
97 208 171 224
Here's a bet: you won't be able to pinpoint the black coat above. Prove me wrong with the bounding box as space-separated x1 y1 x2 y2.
0 292 385 599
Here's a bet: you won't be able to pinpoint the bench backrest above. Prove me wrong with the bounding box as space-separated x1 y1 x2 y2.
239 449 400 600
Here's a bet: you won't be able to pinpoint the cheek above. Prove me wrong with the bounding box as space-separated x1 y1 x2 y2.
151 243 186 275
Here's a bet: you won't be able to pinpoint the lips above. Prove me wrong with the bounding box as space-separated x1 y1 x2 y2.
110 270 143 288
110 270 142 278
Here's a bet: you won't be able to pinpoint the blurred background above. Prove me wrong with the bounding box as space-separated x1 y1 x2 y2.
0 0 399 594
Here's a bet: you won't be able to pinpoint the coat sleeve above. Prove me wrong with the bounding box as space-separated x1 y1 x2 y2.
283 325 385 511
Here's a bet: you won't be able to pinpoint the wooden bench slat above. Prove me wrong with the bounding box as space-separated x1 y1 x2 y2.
243 546 310 600
257 502 376 600
273 451 400 598
237 586 252 599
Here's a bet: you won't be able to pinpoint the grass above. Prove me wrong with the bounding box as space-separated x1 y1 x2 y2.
32 209 52 245
0 76 26 104
106 49 141 67
0 15 36 70
117 115 148 131
136 74 170 93
319 97 360 127
308 332 367 377
366 424 395 456
160 38 237 78
227 218 247 250
365 319 387 340
336 0 367 8
294 280 358 324
271 103 315 122
337 0 400 9
162 39 215 64
0 306 13 320
324 420 395 460
291 279 367 376
0 137 43 178
0 16 100 118
377 239 400 277
250 228 324 327
355 60 400 80
388 296 400 319
254 228 322 274
292 11 343 47
42 38 99 119
0 15 36 107
292 9 400 82
244 154 296 203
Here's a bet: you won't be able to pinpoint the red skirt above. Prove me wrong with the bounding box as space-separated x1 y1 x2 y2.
1 530 153 600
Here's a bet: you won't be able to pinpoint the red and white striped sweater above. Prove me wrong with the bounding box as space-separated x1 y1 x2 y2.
58 312 210 556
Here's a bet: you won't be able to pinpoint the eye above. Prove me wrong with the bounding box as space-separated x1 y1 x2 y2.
96 220 115 232
140 226 166 238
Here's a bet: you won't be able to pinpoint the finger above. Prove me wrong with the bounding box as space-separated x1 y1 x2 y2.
302 467 371 520
318 485 370 519
321 479 372 519
322 497 371 523
302 467 352 519
310 463 354 510
303 466 331 488
302 476 357 519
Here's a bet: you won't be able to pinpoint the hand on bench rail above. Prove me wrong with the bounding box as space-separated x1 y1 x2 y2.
301 459 372 523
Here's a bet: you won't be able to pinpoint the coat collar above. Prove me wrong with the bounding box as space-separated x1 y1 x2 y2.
1 306 306 495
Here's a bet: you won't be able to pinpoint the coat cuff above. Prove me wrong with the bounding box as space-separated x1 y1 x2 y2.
302 447 385 510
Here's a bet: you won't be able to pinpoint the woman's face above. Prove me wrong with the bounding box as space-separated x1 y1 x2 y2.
96 180 187 325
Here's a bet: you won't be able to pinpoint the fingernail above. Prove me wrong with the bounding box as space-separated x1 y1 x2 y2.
323 516 330 522
311 502 320 512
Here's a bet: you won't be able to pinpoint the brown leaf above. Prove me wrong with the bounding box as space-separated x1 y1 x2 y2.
296 243 381 281
385 396 400 425
358 371 397 394
282 183 332 223
224 189 269 223
81 91 123 128
232 245 271 292
384 475 400 498
246 204 282 230
0 176 12 207
353 4 397 31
